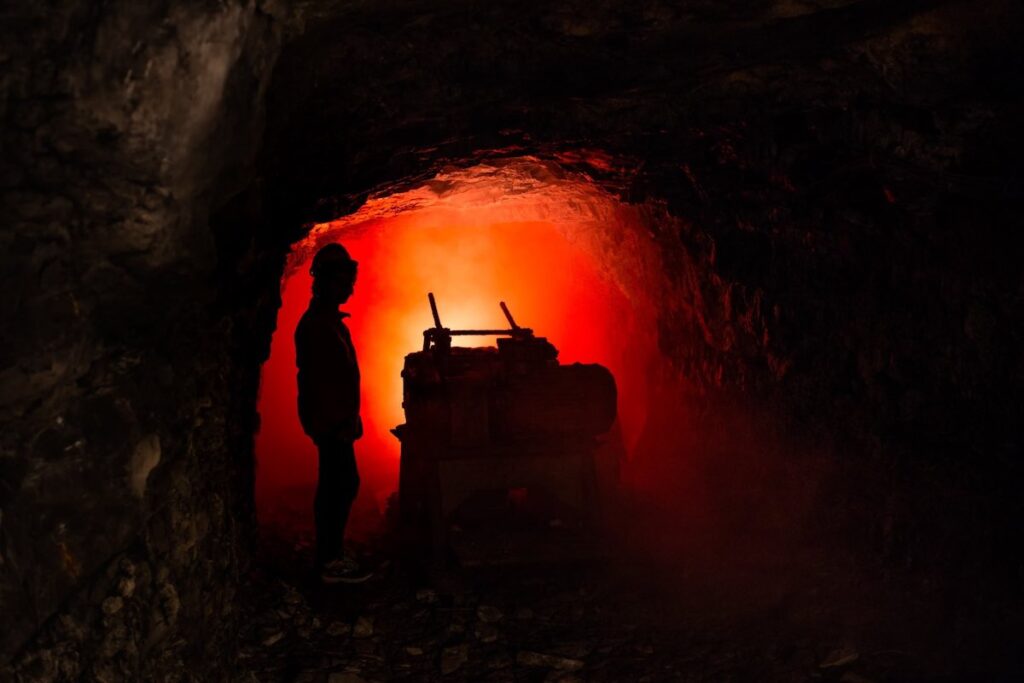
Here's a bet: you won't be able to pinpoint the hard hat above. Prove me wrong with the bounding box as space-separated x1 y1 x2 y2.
310 243 357 278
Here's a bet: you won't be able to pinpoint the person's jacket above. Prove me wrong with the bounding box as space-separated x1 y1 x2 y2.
295 298 361 442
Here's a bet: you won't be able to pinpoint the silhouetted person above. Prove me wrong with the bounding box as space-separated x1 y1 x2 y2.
295 243 370 583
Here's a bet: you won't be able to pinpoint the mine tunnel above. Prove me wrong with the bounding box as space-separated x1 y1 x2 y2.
253 160 665 549
2 1 1023 681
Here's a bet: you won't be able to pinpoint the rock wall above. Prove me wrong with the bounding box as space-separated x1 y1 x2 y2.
258 1 1023 457
2 0 1022 679
1 1 284 678
249 0 1023 577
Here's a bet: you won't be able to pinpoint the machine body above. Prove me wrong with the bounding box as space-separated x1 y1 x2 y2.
393 294 618 563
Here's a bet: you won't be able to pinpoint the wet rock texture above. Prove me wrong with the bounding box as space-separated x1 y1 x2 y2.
2 0 1023 680
1 0 285 678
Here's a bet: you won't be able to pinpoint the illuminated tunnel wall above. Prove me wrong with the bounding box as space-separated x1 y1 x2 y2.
255 158 667 533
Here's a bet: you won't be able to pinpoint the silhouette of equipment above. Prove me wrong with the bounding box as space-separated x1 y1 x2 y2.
393 293 618 565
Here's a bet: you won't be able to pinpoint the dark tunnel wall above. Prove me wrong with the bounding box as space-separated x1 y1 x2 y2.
0 1 288 678
2 0 1023 679
253 0 1024 466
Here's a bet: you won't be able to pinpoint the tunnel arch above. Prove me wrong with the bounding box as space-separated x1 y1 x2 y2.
222 54 1024 614
5 0 1022 678
234 139 860 578
251 156 684 539
209 6 1024 664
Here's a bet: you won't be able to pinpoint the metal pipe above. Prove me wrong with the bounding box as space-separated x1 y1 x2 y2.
427 292 443 329
499 301 519 329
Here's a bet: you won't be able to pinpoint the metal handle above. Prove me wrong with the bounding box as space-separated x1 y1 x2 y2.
499 301 519 329
428 292 443 329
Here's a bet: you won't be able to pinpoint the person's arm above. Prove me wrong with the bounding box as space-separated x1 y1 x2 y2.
296 320 361 441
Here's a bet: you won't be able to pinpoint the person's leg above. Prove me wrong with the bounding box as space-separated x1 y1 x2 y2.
316 438 371 583
314 437 345 568
335 439 360 550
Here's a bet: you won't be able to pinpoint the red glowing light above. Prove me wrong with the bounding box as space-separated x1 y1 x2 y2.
254 162 663 535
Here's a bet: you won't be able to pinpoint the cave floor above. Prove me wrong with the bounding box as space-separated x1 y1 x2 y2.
237 508 1016 683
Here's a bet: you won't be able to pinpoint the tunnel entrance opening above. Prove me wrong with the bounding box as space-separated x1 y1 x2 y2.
253 157 673 551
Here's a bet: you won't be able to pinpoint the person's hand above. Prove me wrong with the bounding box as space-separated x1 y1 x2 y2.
332 415 363 441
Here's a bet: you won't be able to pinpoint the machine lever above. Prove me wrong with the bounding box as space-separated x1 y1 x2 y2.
428 292 443 329
499 301 519 329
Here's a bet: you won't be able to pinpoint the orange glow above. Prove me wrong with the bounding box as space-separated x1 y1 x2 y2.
255 160 664 535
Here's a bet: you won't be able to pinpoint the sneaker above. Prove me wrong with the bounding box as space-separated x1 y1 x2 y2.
320 557 372 584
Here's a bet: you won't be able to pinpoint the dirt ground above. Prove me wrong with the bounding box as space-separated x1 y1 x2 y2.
239 490 1022 683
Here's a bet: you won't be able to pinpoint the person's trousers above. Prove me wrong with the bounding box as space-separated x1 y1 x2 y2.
314 436 360 568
